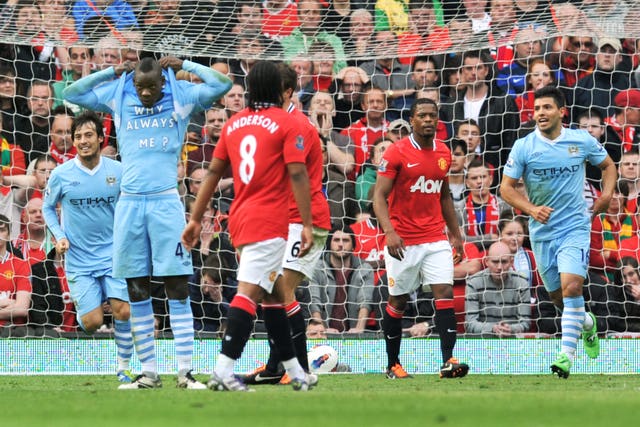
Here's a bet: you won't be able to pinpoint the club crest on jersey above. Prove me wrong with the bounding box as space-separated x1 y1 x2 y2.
388 277 395 287
438 157 447 171
296 135 304 150
269 271 278 282
379 159 388 173
106 175 117 186
568 145 579 156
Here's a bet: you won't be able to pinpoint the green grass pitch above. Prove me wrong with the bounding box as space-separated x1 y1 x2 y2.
1 374 639 427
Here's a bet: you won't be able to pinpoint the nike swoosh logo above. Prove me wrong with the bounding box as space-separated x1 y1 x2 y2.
285 259 299 263
255 373 283 381
361 238 372 243
446 329 457 333
407 163 419 168
386 335 401 340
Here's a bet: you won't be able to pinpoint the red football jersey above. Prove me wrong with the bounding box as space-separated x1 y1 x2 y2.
351 218 386 284
378 135 451 246
0 252 32 326
214 106 306 247
55 264 77 332
262 1 300 39
287 105 331 230
340 118 389 177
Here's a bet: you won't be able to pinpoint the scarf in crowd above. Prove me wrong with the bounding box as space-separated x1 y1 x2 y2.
605 115 636 152
465 193 500 237
601 213 635 251
1 138 12 173
49 143 77 165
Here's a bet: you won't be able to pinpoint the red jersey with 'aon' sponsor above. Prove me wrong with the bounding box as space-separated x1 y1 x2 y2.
377 135 451 246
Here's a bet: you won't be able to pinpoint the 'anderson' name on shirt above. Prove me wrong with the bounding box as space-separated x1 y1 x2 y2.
226 114 280 135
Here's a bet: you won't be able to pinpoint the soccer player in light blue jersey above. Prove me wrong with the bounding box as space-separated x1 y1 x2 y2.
63 56 232 389
42 111 134 384
501 86 618 378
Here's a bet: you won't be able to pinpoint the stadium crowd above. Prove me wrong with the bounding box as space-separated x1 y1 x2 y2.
1 0 640 340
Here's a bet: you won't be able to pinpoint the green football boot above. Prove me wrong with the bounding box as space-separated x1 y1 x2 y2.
550 352 571 379
582 312 600 359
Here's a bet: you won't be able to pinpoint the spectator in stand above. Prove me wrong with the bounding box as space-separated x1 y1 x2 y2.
343 8 375 66
386 118 411 142
514 58 555 125
355 136 393 211
29 247 76 335
389 55 443 122
571 36 631 124
308 41 339 93
618 148 640 213
590 180 636 282
463 0 491 34
190 252 236 336
0 63 26 144
91 36 124 71
333 65 369 130
611 257 640 333
458 158 506 247
496 26 546 96
0 117 26 177
397 1 450 65
2 154 57 208
440 52 463 100
281 0 347 73
583 0 628 38
446 15 483 54
14 80 53 166
554 35 596 94
308 225 374 335
72 0 138 40
53 46 93 113
324 1 374 44
340 86 390 177
0 214 31 337
602 89 640 165
228 32 268 89
290 57 315 109
262 0 301 40
308 91 357 223
351 205 386 288
186 105 228 176
48 107 76 165
514 0 552 30
228 1 262 37
221 84 246 116
576 109 610 199
360 31 412 119
439 50 520 180
448 138 467 209
465 241 531 336
498 211 541 287
13 197 49 266
485 0 520 70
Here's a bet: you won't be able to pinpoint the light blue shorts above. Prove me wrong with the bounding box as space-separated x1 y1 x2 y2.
113 190 193 278
67 269 129 317
532 230 589 293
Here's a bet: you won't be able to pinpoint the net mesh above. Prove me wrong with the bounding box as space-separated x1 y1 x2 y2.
0 0 639 340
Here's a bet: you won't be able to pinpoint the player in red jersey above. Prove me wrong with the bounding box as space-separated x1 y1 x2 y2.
242 63 332 386
373 98 469 380
0 215 31 330
183 61 317 392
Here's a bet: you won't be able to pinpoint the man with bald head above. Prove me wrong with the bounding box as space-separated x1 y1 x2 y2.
64 55 232 389
465 241 531 337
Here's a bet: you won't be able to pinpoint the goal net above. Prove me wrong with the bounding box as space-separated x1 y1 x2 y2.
0 0 638 341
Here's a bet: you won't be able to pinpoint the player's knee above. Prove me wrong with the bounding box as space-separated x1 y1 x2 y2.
80 313 103 333
126 278 150 302
164 276 189 300
112 303 130 321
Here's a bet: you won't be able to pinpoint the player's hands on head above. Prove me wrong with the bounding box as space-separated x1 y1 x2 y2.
55 238 70 255
113 61 135 76
530 205 554 224
181 220 202 252
385 230 406 261
159 56 184 73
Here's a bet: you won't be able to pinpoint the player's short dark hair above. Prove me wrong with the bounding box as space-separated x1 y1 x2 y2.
136 57 161 75
534 86 566 109
246 61 283 109
71 111 104 139
51 105 75 120
277 62 298 93
448 138 467 155
466 157 488 172
576 108 604 125
409 98 438 118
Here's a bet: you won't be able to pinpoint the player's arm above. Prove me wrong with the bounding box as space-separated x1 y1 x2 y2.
160 57 233 107
62 64 131 111
288 162 313 258
440 180 464 263
500 175 553 224
373 174 405 260
592 155 617 218
182 157 229 250
41 172 68 253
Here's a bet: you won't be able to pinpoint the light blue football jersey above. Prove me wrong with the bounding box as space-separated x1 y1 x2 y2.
43 157 122 274
63 61 231 194
503 127 607 242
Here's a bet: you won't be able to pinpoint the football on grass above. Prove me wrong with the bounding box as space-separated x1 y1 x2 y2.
307 344 339 373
